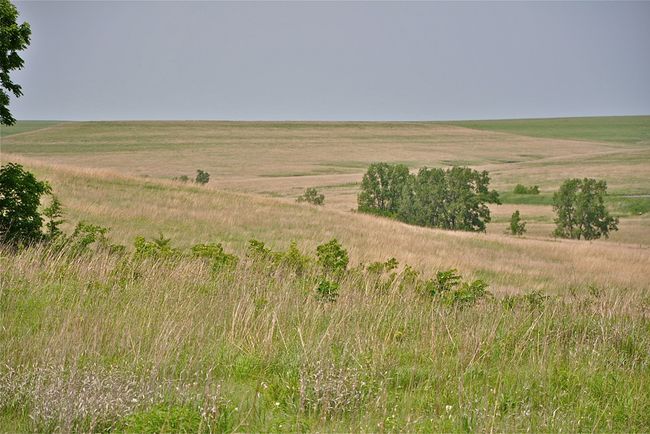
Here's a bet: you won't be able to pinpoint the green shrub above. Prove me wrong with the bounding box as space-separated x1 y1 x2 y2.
296 188 325 205
279 241 311 273
366 257 399 274
195 169 210 185
443 279 489 307
191 243 238 270
134 234 179 258
316 238 349 275
513 184 540 194
315 279 339 302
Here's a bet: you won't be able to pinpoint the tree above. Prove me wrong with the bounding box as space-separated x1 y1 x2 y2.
357 162 410 216
398 166 500 232
43 195 64 239
0 162 50 244
508 210 526 235
195 169 210 185
0 0 31 126
552 178 619 240
296 187 324 205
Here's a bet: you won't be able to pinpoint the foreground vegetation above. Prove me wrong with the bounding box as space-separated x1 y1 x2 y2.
2 237 649 432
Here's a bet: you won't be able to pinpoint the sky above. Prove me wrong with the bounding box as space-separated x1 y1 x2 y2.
8 1 650 121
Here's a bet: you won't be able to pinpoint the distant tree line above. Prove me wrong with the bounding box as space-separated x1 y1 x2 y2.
357 162 501 232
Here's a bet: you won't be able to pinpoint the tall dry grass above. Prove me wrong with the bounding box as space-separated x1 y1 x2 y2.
1 242 649 432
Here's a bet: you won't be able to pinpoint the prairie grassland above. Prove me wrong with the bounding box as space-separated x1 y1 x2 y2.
2 118 650 432
3 118 649 243
1 241 649 432
5 154 649 295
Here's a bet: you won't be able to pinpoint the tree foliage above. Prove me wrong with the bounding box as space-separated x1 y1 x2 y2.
509 210 527 236
0 0 31 126
195 170 210 185
296 187 324 205
357 162 410 216
0 162 50 244
357 163 500 232
552 178 619 240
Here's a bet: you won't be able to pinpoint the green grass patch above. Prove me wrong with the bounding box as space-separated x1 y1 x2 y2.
0 121 65 138
449 116 650 145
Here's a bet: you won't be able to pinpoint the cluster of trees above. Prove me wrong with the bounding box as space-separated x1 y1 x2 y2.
357 162 619 240
358 163 501 232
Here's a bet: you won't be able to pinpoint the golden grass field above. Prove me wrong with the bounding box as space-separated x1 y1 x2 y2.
1 117 649 295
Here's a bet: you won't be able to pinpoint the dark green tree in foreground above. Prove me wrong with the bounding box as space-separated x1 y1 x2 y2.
0 162 51 244
508 210 527 235
0 0 31 126
553 178 619 240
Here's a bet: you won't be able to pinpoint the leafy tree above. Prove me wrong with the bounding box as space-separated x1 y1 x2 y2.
43 195 64 239
552 178 619 240
357 162 410 216
0 0 31 126
296 187 324 205
195 169 210 185
0 162 50 244
398 166 500 232
508 210 526 235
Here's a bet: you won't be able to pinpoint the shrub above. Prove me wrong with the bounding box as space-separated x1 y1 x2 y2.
297 188 325 205
195 169 210 185
508 210 527 235
0 162 51 245
513 184 540 195
315 279 339 302
553 178 619 240
191 243 238 270
444 279 489 307
280 241 311 273
316 238 349 276
173 175 189 183
134 233 179 258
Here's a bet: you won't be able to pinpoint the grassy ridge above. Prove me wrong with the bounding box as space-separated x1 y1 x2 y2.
1 244 649 432
0 121 65 138
450 116 650 145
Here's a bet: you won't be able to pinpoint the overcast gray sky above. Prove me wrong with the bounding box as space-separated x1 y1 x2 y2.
9 1 650 121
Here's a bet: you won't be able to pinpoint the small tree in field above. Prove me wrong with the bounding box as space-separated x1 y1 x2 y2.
297 188 324 205
195 169 210 185
553 178 618 240
508 210 526 235
0 162 51 244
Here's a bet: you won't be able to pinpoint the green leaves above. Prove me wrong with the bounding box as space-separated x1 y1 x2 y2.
0 0 31 125
358 163 500 232
552 178 619 240
0 162 51 245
